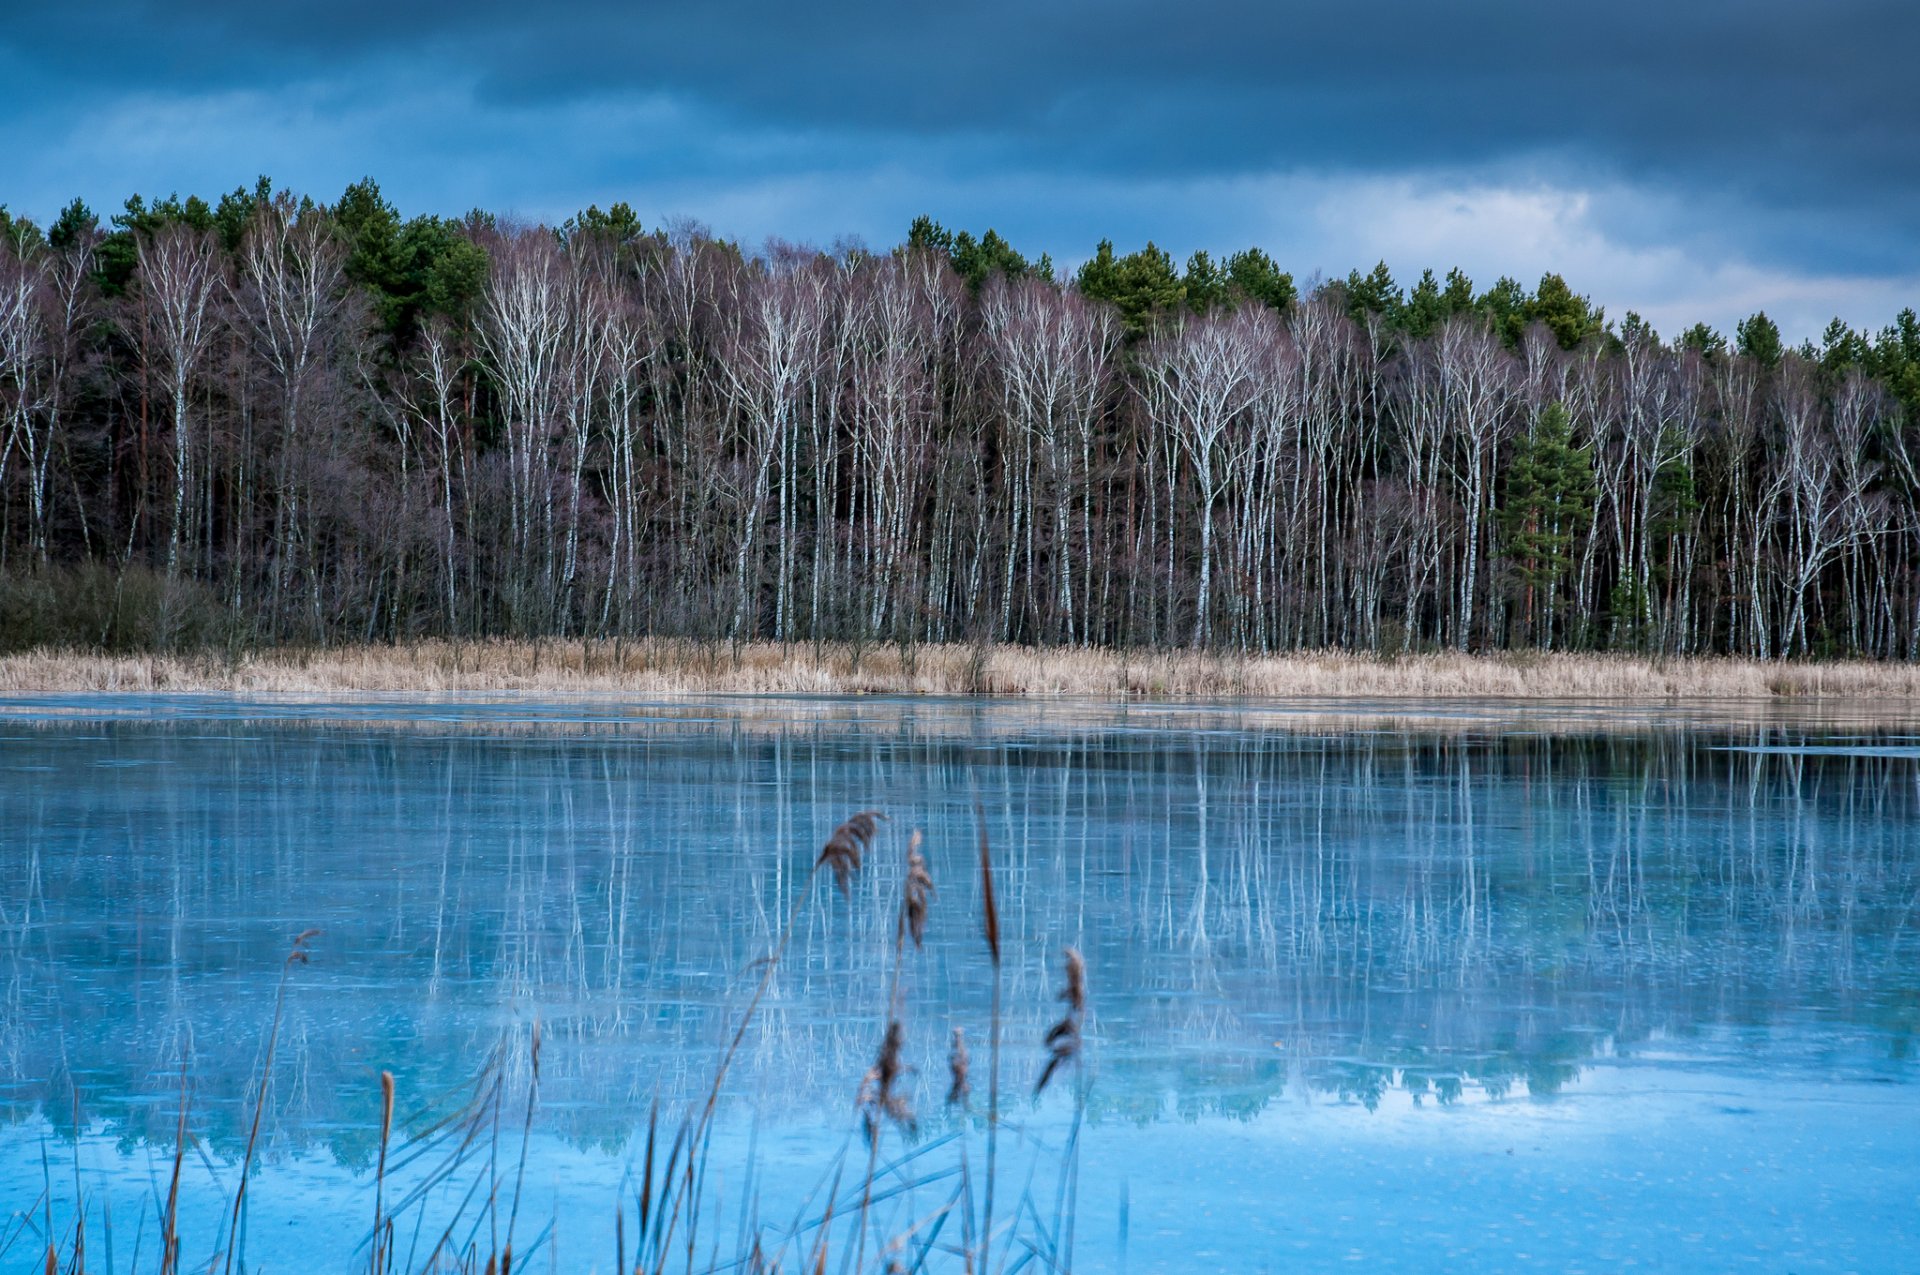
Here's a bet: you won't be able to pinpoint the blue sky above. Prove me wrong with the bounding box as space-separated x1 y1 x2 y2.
3 0 1914 340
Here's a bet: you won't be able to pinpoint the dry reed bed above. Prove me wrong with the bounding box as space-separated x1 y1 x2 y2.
5 641 1920 699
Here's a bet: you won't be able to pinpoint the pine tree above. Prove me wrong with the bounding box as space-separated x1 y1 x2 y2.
1076 240 1184 338
1501 402 1595 647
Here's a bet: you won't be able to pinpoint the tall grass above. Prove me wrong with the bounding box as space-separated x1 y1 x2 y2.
17 807 1085 1275
6 638 1920 697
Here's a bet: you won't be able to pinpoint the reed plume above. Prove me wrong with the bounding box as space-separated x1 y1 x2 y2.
900 830 933 948
857 1018 915 1144
946 1027 971 1108
818 809 886 896
1036 947 1087 1096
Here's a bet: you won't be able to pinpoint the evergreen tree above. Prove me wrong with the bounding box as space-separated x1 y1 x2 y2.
46 200 95 252
1649 433 1700 589
1224 248 1294 312
1400 267 1480 339
1403 268 1447 339
0 206 44 253
1344 261 1402 325
1819 316 1870 374
1501 402 1595 646
1529 272 1604 349
1476 276 1529 346
1619 311 1658 349
1076 239 1183 337
1736 311 1784 368
1868 309 1920 420
99 192 216 294
565 201 644 246
906 216 1031 291
334 178 406 320
1183 250 1226 312
334 179 488 339
1680 322 1725 359
213 176 275 252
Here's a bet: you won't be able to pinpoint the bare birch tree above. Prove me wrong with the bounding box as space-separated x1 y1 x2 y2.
136 223 222 578
1138 307 1270 646
233 194 349 630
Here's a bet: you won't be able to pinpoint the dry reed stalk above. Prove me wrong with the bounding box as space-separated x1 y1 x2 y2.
72 800 1111 1275
373 1068 395 1274
1040 949 1090 1271
637 1098 658 1261
160 1057 187 1275
394 1055 510 1273
502 1021 541 1272
807 1170 839 1275
223 928 320 1275
65 1093 85 1275
973 800 1003 1275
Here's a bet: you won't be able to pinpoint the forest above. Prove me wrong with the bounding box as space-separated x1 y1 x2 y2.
3 178 1920 659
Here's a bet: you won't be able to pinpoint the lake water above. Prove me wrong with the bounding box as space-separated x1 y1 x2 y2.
2 695 1918 1272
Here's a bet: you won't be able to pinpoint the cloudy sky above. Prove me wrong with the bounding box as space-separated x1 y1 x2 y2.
3 0 1913 339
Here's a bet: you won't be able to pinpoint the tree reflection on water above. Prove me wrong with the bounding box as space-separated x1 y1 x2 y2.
1 699 1915 1167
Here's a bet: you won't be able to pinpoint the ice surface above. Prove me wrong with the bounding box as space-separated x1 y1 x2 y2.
2 696 1916 1270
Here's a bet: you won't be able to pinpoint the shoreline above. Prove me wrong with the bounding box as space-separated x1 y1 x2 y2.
5 640 1920 699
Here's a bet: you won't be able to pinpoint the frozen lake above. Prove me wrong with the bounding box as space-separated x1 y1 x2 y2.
2 695 1917 1271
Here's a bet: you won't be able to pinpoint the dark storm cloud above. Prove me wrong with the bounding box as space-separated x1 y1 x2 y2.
4 0 1916 308
14 2 1914 172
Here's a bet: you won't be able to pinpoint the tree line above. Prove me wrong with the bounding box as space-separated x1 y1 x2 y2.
3 178 1919 657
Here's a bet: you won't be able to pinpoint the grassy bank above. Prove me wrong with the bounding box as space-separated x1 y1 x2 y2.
3 640 1920 698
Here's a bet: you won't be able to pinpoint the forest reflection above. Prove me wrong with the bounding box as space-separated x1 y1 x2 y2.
2 702 1915 1169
